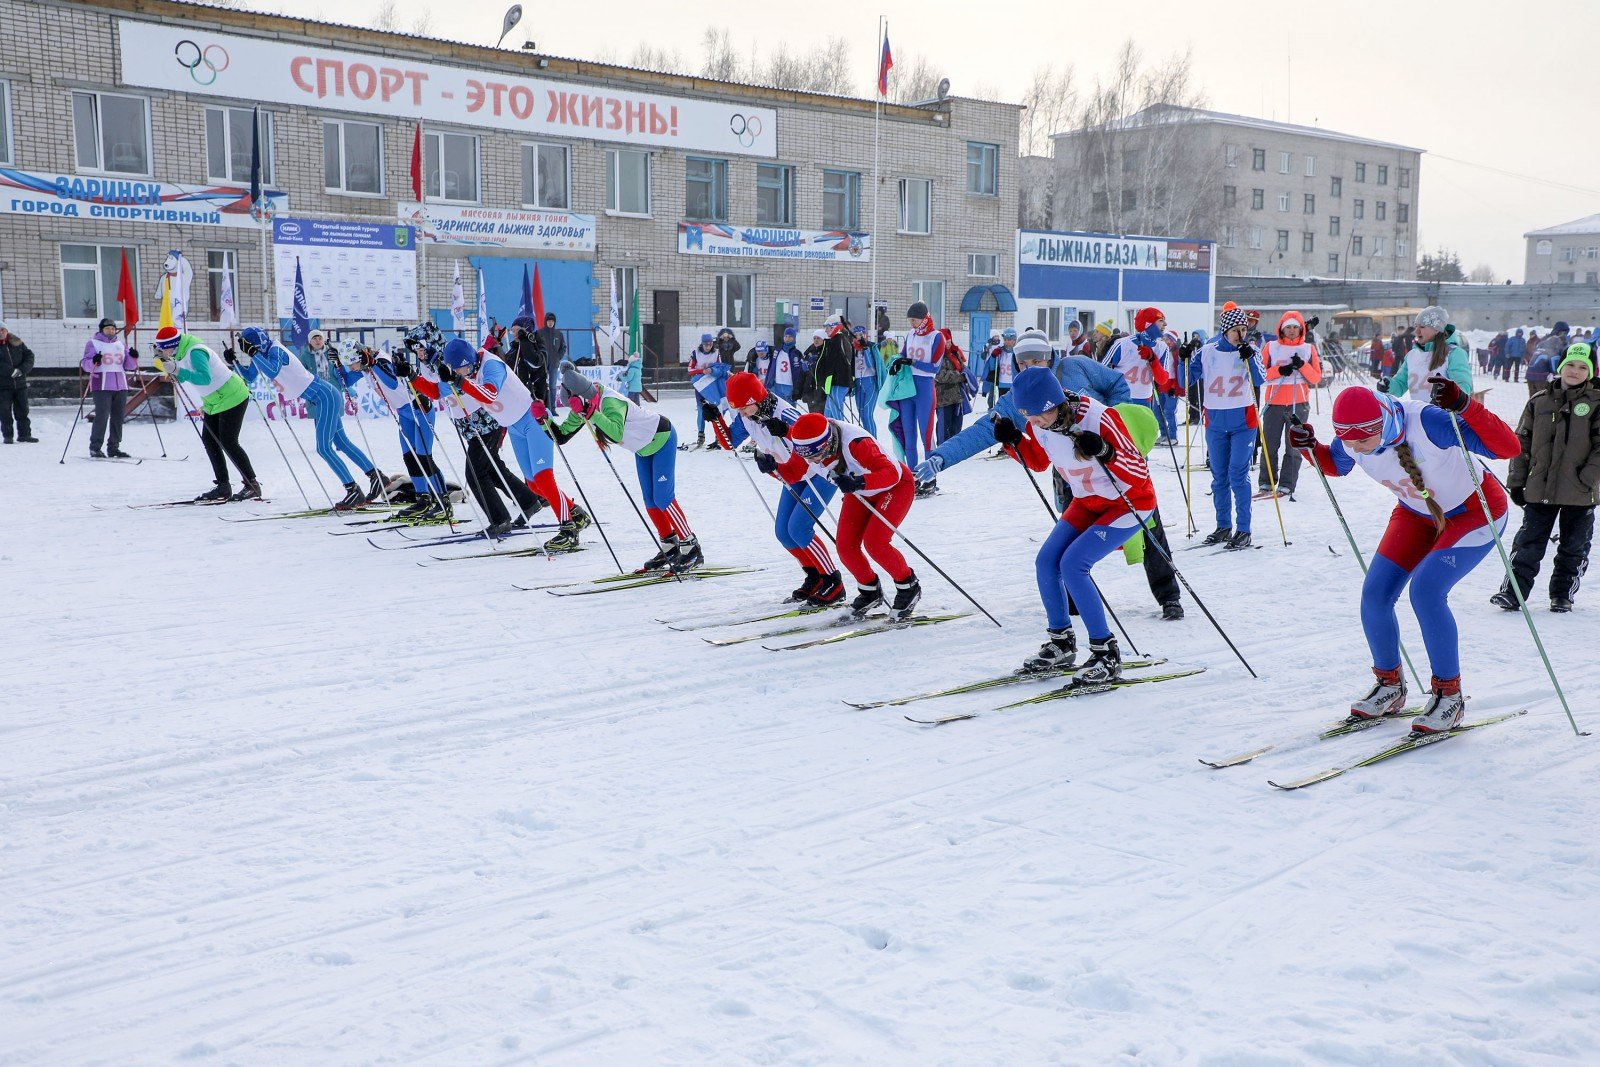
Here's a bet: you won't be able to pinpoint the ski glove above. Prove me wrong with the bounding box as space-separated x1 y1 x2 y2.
1280 355 1305 376
435 362 458 385
1374 376 1391 392
1428 374 1469 414
914 455 944 484
887 356 912 375
831 470 867 493
128 347 139 360
754 452 779 475
991 415 1024 447
391 355 415 380
530 399 547 421
700 401 722 422
1071 430 1108 460
1286 422 1318 450
760 416 789 438
222 346 237 365
567 395 587 415
1509 485 1527 508
1138 345 1157 363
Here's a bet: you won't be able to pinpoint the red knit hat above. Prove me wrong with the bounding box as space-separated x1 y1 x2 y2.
1134 307 1164 333
789 412 836 459
726 371 767 409
153 325 181 350
1331 387 1386 441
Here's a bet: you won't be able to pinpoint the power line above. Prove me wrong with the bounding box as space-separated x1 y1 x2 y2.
1429 152 1600 200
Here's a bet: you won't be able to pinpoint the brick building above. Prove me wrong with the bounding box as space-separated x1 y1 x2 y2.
0 0 1021 372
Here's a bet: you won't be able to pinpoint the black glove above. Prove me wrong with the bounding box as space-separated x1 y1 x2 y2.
700 401 722 422
436 361 458 385
760 417 789 439
221 346 238 364
1287 421 1318 450
1238 343 1256 363
831 470 867 493
128 346 139 360
391 354 414 379
1071 430 1108 459
888 356 912 375
754 452 778 475
991 415 1024 447
1281 355 1305 375
1374 376 1391 392
1429 375 1469 414
1510 485 1527 508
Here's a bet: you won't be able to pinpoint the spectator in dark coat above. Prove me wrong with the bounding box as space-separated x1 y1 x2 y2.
0 320 37 443
536 313 567 395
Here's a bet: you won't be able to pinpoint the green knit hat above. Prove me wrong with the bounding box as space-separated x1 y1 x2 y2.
1560 342 1594 377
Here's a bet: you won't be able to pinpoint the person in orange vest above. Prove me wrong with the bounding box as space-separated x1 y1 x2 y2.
1257 311 1323 498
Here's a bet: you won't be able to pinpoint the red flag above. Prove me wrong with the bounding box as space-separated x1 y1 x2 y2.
532 263 546 325
410 122 423 201
877 31 894 96
116 249 139 332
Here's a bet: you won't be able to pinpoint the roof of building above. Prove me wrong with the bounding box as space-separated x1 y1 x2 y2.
1524 213 1600 238
1053 104 1424 154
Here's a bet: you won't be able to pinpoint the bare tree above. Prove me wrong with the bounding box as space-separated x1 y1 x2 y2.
811 35 856 96
699 27 749 83
888 54 941 104
630 43 687 75
411 9 434 35
1468 263 1497 284
372 0 401 31
1020 64 1077 157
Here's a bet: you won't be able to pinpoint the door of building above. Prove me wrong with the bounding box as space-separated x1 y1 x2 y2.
968 312 991 371
826 292 869 330
653 289 680 367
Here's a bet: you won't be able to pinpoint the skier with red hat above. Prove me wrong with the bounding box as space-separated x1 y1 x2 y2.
1101 307 1177 426
724 371 844 605
779 411 920 620
1287 378 1520 732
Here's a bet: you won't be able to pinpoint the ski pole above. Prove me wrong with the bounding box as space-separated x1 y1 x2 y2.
398 376 463 533
137 364 169 458
1254 381 1292 546
437 411 503 548
544 418 625 574
245 391 314 510
849 486 1002 628
1286 413 1424 693
365 362 458 532
1443 408 1587 737
272 392 339 510
1014 457 1140 657
589 424 666 544
1160 401 1197 536
328 352 390 504
712 412 777 523
1095 456 1257 678
58 370 90 464
1183 393 1196 537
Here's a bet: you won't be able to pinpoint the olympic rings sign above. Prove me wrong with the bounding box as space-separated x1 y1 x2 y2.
173 39 230 86
729 114 763 148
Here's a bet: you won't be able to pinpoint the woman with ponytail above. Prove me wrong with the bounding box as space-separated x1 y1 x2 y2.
1286 378 1520 733
1384 306 1473 400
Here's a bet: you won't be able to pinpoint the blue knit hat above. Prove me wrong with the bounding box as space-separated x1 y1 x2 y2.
1012 366 1066 417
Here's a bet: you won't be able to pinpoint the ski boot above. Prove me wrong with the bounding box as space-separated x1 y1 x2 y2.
1349 667 1406 720
1201 527 1232 546
915 480 941 499
1161 601 1185 621
1552 597 1573 613
411 497 452 523
1489 587 1518 611
194 483 231 505
363 469 389 504
108 449 131 459
788 568 823 604
1075 637 1123 685
542 519 583 554
90 449 107 458
847 580 884 619
889 573 921 622
568 503 593 532
229 478 262 502
484 518 515 539
1225 530 1253 551
670 536 704 572
333 481 366 511
1022 629 1076 674
1411 676 1464 734
394 498 431 520
807 571 845 606
638 536 680 573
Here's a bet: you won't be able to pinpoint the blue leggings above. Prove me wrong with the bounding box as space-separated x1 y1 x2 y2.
506 412 555 480
1156 393 1178 440
397 405 443 495
853 377 878 437
302 379 372 485
1206 422 1254 532
888 376 936 467
825 385 850 419
1036 505 1143 638
776 475 836 549
635 429 679 508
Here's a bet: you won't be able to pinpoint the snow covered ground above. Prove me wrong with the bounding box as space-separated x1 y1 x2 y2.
3 381 1599 1066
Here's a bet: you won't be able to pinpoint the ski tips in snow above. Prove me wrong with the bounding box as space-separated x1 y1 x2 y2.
1266 710 1528 791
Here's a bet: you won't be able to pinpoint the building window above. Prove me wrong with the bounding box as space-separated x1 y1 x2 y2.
1222 224 1237 247
684 156 729 223
823 168 861 229
1122 188 1138 211
716 273 754 328
1397 203 1410 224
1396 238 1408 259
1252 148 1265 171
611 266 637 326
0 80 11 165
756 163 794 226
1353 199 1365 219
911 280 945 323
966 141 998 195
967 253 999 277
1562 247 1576 263
206 249 238 321
1355 162 1367 182
1223 185 1237 207
1225 143 1239 168
1251 188 1264 211
1279 151 1291 174
1092 190 1108 213
1330 176 1342 197
899 177 932 234
424 130 479 203
72 91 150 175
1302 231 1315 254
1305 155 1316 177
61 244 138 321
1277 193 1290 212
1352 235 1364 256
1121 148 1143 175
1375 236 1387 257
1399 167 1412 188
1378 165 1389 185
1558 271 1576 284
1275 229 1290 252
1328 252 1340 273
204 107 271 185
1304 194 1315 214
1329 215 1341 236
323 119 383 195
1376 201 1387 222
522 142 570 209
1249 227 1263 249
605 148 651 215
1036 306 1062 341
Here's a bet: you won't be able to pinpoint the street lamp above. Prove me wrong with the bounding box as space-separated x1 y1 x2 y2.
495 4 522 48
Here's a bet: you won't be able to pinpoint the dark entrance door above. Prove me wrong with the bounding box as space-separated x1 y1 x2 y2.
653 289 680 370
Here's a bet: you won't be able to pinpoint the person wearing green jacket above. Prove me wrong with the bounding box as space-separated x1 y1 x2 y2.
1383 306 1473 401
153 324 260 503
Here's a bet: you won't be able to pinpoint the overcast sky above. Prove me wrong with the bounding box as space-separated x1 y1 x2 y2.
260 0 1600 281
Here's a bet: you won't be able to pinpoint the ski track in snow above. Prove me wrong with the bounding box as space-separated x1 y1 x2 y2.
3 388 1599 1066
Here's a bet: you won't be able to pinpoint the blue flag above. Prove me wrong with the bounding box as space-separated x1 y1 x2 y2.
288 257 310 346
248 105 263 219
517 263 533 321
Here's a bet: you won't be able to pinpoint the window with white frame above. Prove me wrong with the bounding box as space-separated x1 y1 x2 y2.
0 80 13 165
966 141 998 195
72 91 150 175
425 130 479 203
1352 235 1364 256
1278 193 1290 212
756 163 793 226
1354 198 1365 219
685 156 729 223
716 273 754 329
323 119 383 195
1249 227 1263 249
967 253 999 277
1328 252 1340 273
1302 231 1315 253
1329 215 1341 236
1304 193 1315 214
1562 247 1576 263
1396 238 1408 259
899 177 932 234
206 249 239 321
1377 164 1389 185
1222 224 1237 247
822 168 860 229
521 142 570 209
204 107 272 185
911 280 945 323
1375 236 1387 257
1279 152 1292 173
1304 155 1316 177
1036 306 1062 341
1376 201 1387 221
1276 229 1289 252
1225 143 1239 168
606 149 651 215
61 244 138 321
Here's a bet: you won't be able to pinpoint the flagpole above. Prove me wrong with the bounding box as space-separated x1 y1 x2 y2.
869 16 884 338
416 119 428 329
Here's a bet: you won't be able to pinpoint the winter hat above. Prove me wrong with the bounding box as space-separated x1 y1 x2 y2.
1415 306 1449 332
783 325 797 338
1332 387 1402 446
811 329 827 342
789 412 837 459
153 325 181 350
1133 307 1164 334
1001 327 1018 340
726 371 767 408
561 366 597 401
1560 342 1594 376
1555 320 1571 334
0 320 9 333
1221 301 1239 313
441 337 477 371
1011 366 1066 417
700 332 715 345
1219 308 1251 333
752 339 770 353
511 315 537 332
97 317 117 331
1094 319 1115 338
852 325 867 336
1067 320 1083 333
907 300 930 321
1013 330 1054 364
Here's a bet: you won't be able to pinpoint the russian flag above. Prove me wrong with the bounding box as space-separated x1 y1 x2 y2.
877 31 893 96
